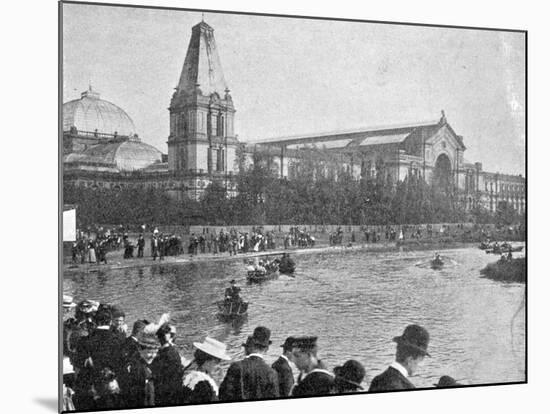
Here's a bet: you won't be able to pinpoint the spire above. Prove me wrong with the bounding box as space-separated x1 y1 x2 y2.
177 21 228 96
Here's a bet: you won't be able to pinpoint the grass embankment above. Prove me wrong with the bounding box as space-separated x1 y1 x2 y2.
480 257 526 283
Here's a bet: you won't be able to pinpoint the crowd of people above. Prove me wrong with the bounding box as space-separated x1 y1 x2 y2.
62 295 461 411
187 227 278 256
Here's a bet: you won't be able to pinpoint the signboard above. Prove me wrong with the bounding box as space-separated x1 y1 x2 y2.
63 208 76 242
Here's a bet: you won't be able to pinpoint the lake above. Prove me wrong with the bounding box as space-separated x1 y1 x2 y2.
63 244 526 389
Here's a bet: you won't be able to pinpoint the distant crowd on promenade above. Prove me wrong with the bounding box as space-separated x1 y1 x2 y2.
69 225 318 264
62 295 461 411
68 222 524 265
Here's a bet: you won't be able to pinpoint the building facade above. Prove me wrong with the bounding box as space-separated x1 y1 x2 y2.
62 20 525 215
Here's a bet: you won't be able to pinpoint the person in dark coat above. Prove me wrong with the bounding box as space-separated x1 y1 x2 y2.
272 337 296 397
333 360 366 394
150 323 184 406
219 326 279 401
368 324 431 392
73 304 121 410
291 336 335 397
120 319 150 366
137 234 145 258
120 331 158 408
80 305 124 374
224 280 242 304
182 337 231 404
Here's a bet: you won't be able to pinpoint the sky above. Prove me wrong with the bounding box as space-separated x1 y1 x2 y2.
62 3 526 175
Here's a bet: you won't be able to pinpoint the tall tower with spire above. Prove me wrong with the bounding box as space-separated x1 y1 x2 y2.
168 21 238 198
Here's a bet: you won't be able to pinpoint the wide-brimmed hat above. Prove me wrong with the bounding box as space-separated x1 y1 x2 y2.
393 324 431 357
194 337 231 361
136 331 160 350
434 375 461 387
63 295 76 309
243 326 272 348
334 360 366 390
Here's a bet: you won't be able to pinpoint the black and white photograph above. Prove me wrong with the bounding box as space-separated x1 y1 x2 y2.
58 1 527 412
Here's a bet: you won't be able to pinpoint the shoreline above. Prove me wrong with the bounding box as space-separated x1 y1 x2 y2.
62 239 496 274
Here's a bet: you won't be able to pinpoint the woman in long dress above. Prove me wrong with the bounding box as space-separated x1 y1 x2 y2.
88 240 96 263
182 337 231 404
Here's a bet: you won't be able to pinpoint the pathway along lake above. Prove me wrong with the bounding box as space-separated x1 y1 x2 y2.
63 245 525 389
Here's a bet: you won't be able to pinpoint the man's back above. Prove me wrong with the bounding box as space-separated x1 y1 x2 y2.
368 366 415 392
219 355 279 401
84 328 122 372
272 356 294 397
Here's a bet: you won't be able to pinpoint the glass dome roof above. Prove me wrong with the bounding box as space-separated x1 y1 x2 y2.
64 140 163 172
63 87 137 137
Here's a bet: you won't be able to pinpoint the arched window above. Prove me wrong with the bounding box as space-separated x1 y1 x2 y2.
219 115 225 137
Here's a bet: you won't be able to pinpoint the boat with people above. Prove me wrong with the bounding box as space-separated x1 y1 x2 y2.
217 279 248 320
216 300 248 320
430 253 444 270
246 258 279 283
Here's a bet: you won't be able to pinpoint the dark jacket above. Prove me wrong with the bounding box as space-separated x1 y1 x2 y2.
291 369 335 397
368 366 415 392
120 354 155 408
120 336 141 366
150 345 184 406
80 327 123 374
219 355 279 401
272 356 294 397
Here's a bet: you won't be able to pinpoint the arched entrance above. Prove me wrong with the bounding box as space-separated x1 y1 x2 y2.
433 153 453 193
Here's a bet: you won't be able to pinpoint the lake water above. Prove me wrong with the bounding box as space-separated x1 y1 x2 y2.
63 245 525 389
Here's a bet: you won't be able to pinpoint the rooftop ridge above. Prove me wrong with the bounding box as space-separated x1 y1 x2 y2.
251 119 441 144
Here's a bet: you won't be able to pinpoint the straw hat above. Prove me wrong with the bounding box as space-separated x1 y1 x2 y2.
194 337 231 361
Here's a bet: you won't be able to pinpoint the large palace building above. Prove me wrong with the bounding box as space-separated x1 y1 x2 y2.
62 20 525 214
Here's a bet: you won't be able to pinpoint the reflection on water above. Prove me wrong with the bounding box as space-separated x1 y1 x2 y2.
63 246 525 388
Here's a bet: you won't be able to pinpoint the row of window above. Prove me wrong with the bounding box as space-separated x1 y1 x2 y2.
171 111 227 137
484 181 524 193
77 181 178 190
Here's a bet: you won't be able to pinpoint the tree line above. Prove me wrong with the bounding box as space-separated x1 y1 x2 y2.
63 150 522 227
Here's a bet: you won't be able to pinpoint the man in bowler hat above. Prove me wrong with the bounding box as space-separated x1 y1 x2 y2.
272 337 296 397
291 336 336 397
368 324 430 392
219 326 279 401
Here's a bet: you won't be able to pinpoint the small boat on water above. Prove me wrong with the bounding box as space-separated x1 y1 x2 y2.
431 259 444 270
246 269 278 283
216 300 248 320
